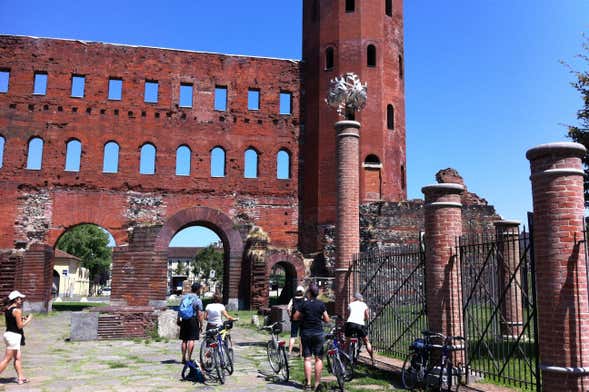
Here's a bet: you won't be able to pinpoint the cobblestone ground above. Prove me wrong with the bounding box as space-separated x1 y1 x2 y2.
0 312 404 392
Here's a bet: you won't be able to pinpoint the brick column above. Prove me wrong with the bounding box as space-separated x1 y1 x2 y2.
527 142 589 390
494 220 523 339
334 120 360 317
422 183 464 340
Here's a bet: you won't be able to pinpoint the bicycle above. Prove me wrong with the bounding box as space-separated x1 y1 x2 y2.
260 321 289 382
324 317 354 391
199 319 238 384
401 330 464 391
345 326 363 367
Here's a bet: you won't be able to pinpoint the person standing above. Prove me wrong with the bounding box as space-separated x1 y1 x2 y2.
204 293 236 329
287 285 306 357
294 283 330 391
178 283 204 364
0 291 32 384
344 292 374 364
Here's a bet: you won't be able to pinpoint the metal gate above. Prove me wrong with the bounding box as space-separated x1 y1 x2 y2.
349 243 427 359
459 223 540 390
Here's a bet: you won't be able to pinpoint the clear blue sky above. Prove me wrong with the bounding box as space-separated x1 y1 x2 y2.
1 0 588 241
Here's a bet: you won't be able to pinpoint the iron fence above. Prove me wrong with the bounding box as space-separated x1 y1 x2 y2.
459 229 539 391
349 243 427 359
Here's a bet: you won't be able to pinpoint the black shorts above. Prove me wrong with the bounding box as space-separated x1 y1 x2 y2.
290 320 301 338
179 317 200 341
344 322 367 339
301 333 325 358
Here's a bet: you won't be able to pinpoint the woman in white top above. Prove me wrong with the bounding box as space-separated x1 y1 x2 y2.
345 292 374 364
204 293 236 329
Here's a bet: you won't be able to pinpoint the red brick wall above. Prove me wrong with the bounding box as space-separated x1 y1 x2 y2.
0 35 300 251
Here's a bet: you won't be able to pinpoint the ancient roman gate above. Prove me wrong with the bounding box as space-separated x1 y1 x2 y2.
0 36 305 310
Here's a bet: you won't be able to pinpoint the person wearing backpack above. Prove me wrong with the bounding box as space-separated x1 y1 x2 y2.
178 282 204 365
287 285 305 357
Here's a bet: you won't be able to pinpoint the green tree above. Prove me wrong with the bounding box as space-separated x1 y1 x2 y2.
174 261 186 276
56 224 112 285
191 245 224 282
566 36 589 205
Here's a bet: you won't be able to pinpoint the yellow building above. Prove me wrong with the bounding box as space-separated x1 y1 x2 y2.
53 250 90 298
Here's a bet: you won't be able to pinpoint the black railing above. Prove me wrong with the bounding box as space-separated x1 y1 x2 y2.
459 230 539 391
349 243 427 359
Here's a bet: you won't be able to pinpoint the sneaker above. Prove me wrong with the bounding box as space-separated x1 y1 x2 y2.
304 384 313 391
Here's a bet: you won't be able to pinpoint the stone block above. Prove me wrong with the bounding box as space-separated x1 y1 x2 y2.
70 311 99 341
158 309 179 339
271 305 291 333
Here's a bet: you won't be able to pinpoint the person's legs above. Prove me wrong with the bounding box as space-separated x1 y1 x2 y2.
304 356 313 387
313 356 323 389
181 340 188 363
0 349 15 374
289 337 296 354
363 336 374 362
186 340 195 361
13 349 25 382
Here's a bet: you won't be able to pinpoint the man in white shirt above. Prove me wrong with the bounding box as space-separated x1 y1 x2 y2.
345 292 374 364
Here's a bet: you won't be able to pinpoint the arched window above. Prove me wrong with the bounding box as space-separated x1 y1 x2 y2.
363 154 382 200
65 139 81 172
103 141 119 173
367 45 377 67
244 148 258 178
140 143 156 175
325 47 335 70
399 54 404 79
26 137 43 170
385 0 392 16
345 0 355 12
210 147 225 177
0 136 5 168
387 104 395 130
277 149 290 179
176 145 191 176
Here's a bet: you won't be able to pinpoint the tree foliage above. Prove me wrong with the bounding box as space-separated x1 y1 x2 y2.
191 245 224 283
566 36 589 205
56 224 112 284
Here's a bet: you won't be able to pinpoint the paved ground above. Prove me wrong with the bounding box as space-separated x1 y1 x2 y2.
0 312 405 392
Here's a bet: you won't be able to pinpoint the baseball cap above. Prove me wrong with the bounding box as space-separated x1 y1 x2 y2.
296 285 305 293
354 292 363 301
8 290 26 301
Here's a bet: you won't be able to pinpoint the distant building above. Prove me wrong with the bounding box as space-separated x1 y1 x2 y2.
53 249 90 298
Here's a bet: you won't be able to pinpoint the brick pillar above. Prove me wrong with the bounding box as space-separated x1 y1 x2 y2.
527 142 589 390
495 220 524 339
422 183 464 340
20 244 54 312
334 120 360 317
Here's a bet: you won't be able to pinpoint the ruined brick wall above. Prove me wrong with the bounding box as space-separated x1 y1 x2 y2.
0 35 300 251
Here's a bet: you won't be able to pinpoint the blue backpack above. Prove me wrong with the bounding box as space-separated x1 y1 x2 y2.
179 295 195 319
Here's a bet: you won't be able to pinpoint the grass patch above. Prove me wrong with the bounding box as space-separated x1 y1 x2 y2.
52 302 108 311
125 355 150 364
105 361 128 369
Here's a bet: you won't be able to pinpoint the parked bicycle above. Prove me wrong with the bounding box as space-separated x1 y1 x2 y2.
401 330 464 391
199 319 238 384
346 331 363 367
260 321 289 381
324 317 354 391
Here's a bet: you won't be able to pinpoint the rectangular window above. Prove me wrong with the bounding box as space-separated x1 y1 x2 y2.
248 89 260 111
144 80 159 103
179 83 193 108
214 86 227 111
33 72 48 95
0 70 9 93
108 78 122 100
280 92 292 115
345 0 355 12
71 75 85 98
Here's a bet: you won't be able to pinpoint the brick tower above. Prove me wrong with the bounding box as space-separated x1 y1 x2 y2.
301 0 407 252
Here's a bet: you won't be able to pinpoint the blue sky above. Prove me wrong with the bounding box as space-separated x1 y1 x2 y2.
1 1 588 245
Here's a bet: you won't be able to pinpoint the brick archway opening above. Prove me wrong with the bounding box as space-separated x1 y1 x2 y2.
155 207 244 307
266 252 305 306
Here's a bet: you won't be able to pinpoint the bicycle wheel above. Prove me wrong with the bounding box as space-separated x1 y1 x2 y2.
224 334 234 362
348 341 358 365
213 347 225 384
438 362 460 392
278 346 290 382
340 351 354 381
332 354 346 392
267 340 281 373
401 352 423 390
222 345 234 375
200 340 214 373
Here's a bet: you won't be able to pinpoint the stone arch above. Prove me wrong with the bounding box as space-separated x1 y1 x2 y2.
155 206 244 307
265 251 305 305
